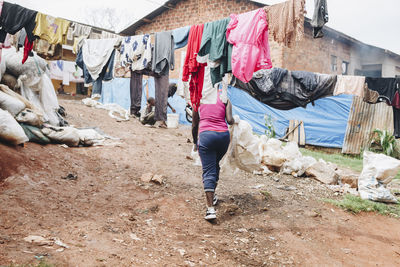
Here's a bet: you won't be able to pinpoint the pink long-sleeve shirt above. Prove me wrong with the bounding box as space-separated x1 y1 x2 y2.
226 8 272 83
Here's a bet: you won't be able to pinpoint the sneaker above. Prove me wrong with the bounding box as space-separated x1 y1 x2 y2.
204 207 216 221
213 194 218 206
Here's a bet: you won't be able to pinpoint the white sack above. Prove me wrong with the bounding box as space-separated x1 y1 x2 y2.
76 128 105 146
358 151 400 203
15 108 43 127
221 119 262 174
0 108 28 145
41 126 80 147
0 90 25 116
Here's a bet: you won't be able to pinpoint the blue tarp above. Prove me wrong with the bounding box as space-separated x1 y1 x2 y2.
99 77 190 125
99 78 353 148
228 86 353 148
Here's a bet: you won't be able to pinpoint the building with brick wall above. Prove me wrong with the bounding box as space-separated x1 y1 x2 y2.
120 0 400 79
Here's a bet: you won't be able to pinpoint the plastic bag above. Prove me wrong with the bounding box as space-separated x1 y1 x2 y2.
358 151 400 203
221 119 262 174
41 126 80 147
260 138 286 168
0 108 28 145
0 90 25 116
191 147 202 166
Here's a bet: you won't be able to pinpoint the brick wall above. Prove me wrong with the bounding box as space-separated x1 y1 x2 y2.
134 0 353 79
282 25 352 75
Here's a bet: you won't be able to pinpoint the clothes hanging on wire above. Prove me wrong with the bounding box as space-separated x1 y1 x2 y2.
232 68 337 109
172 26 190 49
197 17 232 86
81 38 119 81
152 31 174 75
363 83 379 104
226 8 272 83
129 71 143 116
182 24 206 112
120 34 152 72
71 22 91 37
33 13 70 45
333 75 365 98
0 2 37 43
311 0 329 38
265 0 305 47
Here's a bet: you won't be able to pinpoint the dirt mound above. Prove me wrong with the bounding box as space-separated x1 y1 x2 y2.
0 143 34 182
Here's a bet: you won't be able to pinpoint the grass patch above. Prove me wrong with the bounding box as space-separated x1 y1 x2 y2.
299 148 400 179
299 148 363 172
260 190 270 199
325 194 400 217
7 262 54 267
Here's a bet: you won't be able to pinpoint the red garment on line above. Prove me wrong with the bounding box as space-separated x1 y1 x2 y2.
392 91 400 109
22 36 33 64
182 24 206 112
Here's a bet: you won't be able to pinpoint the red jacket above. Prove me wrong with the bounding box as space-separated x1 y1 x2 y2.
182 24 206 112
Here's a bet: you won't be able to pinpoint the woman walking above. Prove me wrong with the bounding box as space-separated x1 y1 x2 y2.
192 93 235 221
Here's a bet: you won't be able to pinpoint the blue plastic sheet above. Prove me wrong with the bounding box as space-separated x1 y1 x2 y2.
100 78 131 110
100 77 190 125
228 86 353 148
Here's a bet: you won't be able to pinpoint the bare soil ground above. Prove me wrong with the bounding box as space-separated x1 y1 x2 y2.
1 97 400 266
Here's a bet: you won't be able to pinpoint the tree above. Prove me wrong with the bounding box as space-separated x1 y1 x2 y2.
84 7 131 32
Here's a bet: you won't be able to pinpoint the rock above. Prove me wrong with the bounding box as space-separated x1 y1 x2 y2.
151 174 164 184
305 161 339 185
276 185 297 191
23 235 53 246
335 168 358 188
140 173 153 183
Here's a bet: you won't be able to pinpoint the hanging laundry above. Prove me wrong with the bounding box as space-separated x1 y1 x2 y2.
89 50 116 98
232 68 337 110
73 36 86 54
366 77 400 138
363 83 379 104
101 31 118 39
0 33 11 63
81 38 119 81
311 0 329 38
333 75 365 98
49 60 83 84
71 22 91 37
76 47 93 84
226 8 272 83
152 31 174 123
152 31 174 75
33 13 70 44
200 65 217 105
22 37 33 64
172 26 190 49
182 24 206 112
197 17 232 86
120 34 152 71
365 77 398 102
0 2 37 43
265 0 305 47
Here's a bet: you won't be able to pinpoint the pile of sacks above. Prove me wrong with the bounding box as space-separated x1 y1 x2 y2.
221 118 318 178
0 83 108 147
221 118 400 203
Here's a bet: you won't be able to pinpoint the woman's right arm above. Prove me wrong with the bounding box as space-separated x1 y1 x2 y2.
225 100 235 125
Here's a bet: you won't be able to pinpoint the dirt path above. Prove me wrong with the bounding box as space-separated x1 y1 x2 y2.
1 98 400 266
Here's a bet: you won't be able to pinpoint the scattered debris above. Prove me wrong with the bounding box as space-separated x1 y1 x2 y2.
23 235 53 246
305 159 338 185
129 233 141 241
140 173 153 183
276 185 297 191
61 173 78 181
140 173 165 184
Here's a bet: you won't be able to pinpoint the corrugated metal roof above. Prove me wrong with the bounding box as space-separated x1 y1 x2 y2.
342 96 394 154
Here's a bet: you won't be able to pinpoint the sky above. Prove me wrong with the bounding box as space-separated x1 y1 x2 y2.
8 0 400 54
